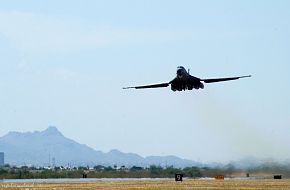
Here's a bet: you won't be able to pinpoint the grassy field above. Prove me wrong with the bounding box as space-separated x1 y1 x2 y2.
1 179 290 190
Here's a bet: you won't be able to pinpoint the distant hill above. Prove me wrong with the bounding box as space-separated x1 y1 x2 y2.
0 127 199 167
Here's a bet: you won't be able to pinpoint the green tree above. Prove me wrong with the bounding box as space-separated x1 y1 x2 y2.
183 167 202 178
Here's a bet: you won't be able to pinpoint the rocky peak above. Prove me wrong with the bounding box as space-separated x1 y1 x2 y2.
41 126 63 136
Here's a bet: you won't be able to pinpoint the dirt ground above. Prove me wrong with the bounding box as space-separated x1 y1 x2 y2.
1 179 290 190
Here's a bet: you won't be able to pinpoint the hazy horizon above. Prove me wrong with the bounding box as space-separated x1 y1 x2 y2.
0 0 290 163
1 126 289 165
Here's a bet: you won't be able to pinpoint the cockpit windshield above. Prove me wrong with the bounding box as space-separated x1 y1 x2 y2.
177 66 185 70
176 66 187 77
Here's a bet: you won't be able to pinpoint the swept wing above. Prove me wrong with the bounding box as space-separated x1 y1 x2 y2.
123 82 169 89
201 75 251 83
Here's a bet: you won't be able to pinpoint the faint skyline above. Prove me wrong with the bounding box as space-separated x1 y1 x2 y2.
0 0 289 162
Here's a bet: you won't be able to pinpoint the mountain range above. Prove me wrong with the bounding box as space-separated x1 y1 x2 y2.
0 126 199 167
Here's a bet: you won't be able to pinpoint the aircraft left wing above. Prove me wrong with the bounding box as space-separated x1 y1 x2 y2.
201 75 251 83
123 82 169 89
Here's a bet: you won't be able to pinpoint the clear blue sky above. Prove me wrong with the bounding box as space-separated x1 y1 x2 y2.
0 0 289 163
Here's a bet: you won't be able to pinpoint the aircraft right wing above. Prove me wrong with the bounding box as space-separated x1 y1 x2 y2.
201 75 251 83
123 82 169 89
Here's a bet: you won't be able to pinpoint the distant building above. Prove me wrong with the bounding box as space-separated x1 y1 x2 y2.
0 152 4 166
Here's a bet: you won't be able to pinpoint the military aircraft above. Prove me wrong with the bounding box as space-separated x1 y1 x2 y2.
123 66 251 91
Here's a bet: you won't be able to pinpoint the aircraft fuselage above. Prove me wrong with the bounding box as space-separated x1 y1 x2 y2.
170 66 204 91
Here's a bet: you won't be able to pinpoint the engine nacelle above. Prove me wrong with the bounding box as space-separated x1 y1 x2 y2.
171 82 204 91
199 82 204 89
